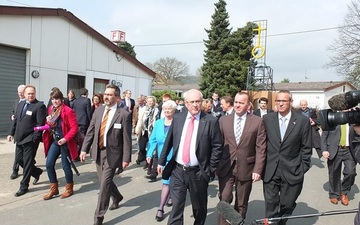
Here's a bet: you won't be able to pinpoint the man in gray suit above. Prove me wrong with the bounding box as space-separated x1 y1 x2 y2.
262 90 312 225
321 124 356 205
217 92 266 222
79 84 132 225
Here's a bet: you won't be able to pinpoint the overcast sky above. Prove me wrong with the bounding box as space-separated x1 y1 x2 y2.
1 0 353 83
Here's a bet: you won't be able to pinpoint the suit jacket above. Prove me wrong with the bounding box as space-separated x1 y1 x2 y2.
121 98 135 112
262 112 312 185
217 113 266 181
81 105 132 168
253 109 273 117
43 104 79 160
159 111 223 182
72 96 92 127
9 99 46 144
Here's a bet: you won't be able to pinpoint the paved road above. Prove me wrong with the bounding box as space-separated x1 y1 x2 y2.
0 137 359 225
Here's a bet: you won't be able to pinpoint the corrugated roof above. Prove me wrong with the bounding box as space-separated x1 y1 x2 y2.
0 5 156 77
274 81 356 91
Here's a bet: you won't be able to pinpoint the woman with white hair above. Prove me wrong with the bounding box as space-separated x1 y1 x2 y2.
146 99 177 222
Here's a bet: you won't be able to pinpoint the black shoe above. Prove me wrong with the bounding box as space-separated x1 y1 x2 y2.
155 209 164 221
14 189 28 197
136 159 140 165
109 195 123 210
93 216 104 225
33 168 43 185
148 177 157 183
10 171 19 180
116 168 124 175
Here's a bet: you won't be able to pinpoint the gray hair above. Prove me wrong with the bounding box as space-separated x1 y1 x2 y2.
162 100 177 109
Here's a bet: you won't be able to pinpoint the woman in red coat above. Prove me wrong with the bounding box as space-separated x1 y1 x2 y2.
42 89 78 200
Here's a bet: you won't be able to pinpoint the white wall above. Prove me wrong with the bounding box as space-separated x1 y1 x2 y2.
0 14 153 102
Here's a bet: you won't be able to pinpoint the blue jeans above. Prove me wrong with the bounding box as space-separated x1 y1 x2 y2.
46 141 73 184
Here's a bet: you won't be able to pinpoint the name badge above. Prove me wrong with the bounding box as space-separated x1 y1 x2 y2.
26 111 32 116
114 123 122 129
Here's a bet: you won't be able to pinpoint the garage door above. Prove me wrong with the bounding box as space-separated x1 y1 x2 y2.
0 45 26 135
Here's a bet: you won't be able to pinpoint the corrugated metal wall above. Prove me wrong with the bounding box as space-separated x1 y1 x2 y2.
0 45 26 135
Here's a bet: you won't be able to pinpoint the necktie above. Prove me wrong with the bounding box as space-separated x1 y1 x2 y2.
280 117 287 140
182 116 195 165
340 124 347 146
127 99 130 109
20 102 29 118
98 108 111 149
235 117 242 144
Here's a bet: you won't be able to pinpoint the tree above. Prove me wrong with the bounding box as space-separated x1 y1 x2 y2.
327 0 360 88
147 57 190 85
281 78 290 83
200 0 255 98
117 41 136 58
151 90 179 102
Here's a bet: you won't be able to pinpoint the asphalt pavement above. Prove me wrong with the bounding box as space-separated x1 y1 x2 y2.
0 137 359 225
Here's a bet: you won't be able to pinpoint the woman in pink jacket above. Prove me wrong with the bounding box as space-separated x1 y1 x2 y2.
42 89 78 200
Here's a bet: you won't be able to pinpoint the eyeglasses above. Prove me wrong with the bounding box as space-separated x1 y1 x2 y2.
275 100 290 103
186 100 202 105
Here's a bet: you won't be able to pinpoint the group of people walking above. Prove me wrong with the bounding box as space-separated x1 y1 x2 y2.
7 84 360 225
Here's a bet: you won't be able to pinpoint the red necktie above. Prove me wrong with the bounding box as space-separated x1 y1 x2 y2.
182 116 195 165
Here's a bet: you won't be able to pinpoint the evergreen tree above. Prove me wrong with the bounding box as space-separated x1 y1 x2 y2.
117 41 136 58
200 0 255 97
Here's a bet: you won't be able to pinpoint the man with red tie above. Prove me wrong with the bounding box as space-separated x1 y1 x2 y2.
158 89 223 225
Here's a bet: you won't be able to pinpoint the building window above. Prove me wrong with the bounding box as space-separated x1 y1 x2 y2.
94 78 109 94
68 74 85 97
343 86 346 92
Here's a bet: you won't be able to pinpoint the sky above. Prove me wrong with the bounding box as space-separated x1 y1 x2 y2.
1 0 353 83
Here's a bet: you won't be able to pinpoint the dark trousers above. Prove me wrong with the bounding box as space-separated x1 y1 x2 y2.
218 163 252 223
168 165 208 225
137 131 148 162
263 169 303 225
16 141 41 190
327 148 357 198
95 149 123 219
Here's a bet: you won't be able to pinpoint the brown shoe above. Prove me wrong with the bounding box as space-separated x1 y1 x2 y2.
60 183 73 199
330 198 338 204
341 194 349 206
43 183 59 200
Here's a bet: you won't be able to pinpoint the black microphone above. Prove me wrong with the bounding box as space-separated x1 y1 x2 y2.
217 201 244 225
328 93 357 111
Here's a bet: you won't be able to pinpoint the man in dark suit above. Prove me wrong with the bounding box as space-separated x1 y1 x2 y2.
121 89 135 112
211 92 222 118
7 84 46 197
297 99 322 158
217 92 266 223
321 124 356 205
80 84 132 225
158 89 223 225
220 95 234 116
72 87 92 152
253 97 273 118
262 90 312 225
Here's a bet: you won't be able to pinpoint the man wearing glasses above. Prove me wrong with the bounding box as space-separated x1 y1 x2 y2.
262 90 312 225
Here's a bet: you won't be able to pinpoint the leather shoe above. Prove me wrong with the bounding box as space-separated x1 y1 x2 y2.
93 216 104 225
109 195 123 210
330 198 338 204
341 194 349 206
33 168 43 185
115 168 123 175
14 189 28 197
10 171 19 180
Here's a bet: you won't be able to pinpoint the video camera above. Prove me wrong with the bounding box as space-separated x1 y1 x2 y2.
319 90 360 131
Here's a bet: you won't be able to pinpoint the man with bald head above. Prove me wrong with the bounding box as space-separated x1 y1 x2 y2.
297 99 322 158
158 89 223 225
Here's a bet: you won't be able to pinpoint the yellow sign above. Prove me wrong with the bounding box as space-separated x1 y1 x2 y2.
252 22 266 59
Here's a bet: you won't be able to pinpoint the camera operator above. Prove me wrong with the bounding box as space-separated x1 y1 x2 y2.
351 124 360 225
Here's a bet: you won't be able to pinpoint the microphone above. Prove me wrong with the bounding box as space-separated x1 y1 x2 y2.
216 201 244 225
34 124 51 131
328 93 357 111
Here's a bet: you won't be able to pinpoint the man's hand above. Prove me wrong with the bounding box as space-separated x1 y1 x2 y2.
322 150 330 159
252 173 261 182
79 151 87 162
122 162 129 170
157 165 164 174
7 135 13 142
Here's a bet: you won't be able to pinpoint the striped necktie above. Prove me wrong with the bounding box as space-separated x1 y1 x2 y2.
98 108 111 149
